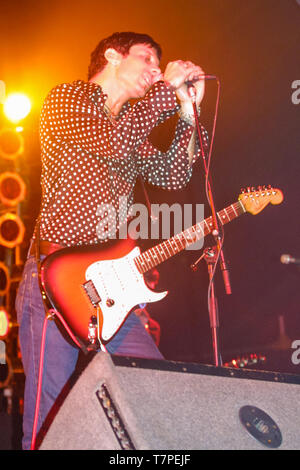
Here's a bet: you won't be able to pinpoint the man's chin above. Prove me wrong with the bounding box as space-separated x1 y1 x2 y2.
133 85 150 99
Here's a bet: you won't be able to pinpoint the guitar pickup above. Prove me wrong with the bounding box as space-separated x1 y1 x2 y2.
82 280 101 306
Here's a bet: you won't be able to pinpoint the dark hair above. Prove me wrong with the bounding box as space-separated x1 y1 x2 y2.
88 32 162 80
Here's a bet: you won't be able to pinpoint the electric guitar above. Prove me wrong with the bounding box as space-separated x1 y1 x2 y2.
41 186 283 347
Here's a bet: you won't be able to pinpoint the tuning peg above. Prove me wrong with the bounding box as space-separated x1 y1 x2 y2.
257 185 262 191
240 187 245 193
247 187 251 192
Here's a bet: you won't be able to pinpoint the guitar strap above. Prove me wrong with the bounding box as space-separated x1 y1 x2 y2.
138 175 157 222
35 218 42 276
34 217 54 316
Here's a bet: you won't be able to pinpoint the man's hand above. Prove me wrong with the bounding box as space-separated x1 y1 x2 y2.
163 60 196 89
163 60 205 107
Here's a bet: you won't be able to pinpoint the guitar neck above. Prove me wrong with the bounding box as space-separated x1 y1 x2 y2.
134 200 246 274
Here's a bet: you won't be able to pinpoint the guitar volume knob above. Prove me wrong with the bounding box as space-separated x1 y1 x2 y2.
106 298 115 307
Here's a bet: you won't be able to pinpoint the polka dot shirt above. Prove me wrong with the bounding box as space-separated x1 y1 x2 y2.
36 80 208 246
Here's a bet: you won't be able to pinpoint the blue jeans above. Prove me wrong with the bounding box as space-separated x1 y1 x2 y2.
16 255 163 450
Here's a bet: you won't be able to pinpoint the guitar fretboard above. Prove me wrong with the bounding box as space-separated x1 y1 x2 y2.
134 200 246 274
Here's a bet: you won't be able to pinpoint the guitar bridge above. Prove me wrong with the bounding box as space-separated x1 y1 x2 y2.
82 280 101 306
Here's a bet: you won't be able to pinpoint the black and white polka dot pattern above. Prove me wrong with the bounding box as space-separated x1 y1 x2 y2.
36 80 208 246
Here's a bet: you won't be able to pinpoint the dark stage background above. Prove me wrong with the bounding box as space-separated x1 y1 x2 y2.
1 0 299 378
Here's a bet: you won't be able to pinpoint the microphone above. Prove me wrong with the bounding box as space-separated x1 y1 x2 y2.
186 75 217 99
280 254 300 265
186 74 217 85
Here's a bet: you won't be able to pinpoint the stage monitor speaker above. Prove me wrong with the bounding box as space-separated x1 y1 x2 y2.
40 352 300 450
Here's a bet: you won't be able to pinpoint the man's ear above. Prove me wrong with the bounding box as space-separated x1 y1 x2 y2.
104 48 122 66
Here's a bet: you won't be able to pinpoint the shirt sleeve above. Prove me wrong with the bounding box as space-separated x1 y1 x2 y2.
135 118 209 190
41 81 178 160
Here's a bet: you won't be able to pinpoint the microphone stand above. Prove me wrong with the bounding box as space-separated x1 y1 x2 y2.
188 83 231 367
204 248 222 367
191 247 222 366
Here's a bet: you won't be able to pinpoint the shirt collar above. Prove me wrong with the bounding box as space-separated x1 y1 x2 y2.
72 79 130 117
72 80 107 106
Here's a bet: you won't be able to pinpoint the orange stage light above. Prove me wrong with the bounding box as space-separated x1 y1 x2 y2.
0 128 24 160
0 213 25 248
0 262 10 296
0 307 10 339
0 172 26 206
3 93 31 123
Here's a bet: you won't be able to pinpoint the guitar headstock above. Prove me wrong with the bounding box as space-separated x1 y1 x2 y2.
238 185 284 215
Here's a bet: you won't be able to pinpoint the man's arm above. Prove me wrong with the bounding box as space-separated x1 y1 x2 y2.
135 118 209 190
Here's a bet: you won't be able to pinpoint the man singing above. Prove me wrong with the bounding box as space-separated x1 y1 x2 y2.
16 31 207 449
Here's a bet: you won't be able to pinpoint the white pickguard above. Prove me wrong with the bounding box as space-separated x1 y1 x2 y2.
85 247 168 341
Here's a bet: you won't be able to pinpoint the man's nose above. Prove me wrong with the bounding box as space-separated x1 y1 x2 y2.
151 65 162 82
